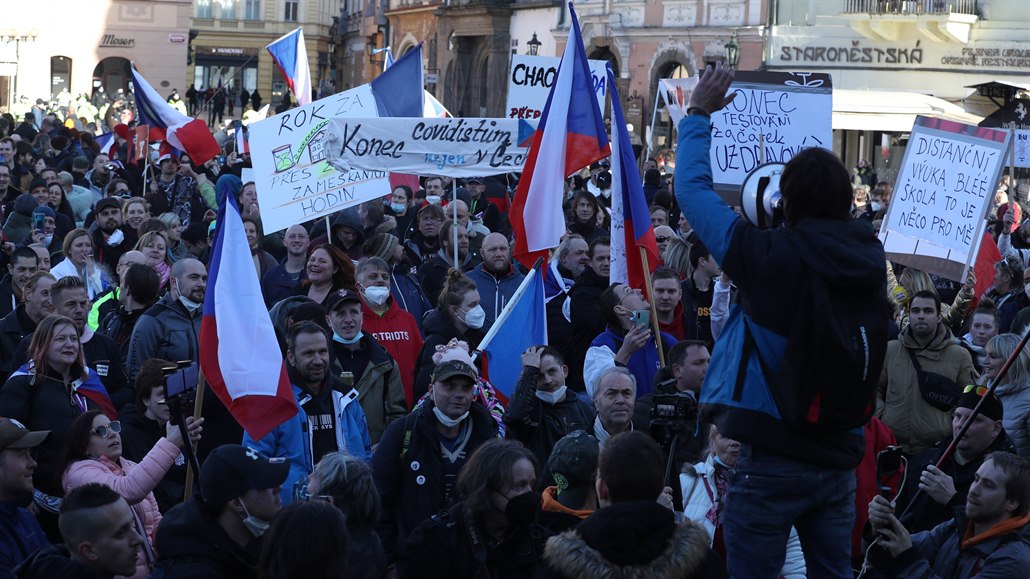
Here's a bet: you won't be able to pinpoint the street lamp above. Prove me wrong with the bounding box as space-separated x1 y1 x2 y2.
526 32 541 56
724 32 739 69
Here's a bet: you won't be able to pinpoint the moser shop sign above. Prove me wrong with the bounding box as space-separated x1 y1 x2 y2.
99 34 135 48
770 37 1030 71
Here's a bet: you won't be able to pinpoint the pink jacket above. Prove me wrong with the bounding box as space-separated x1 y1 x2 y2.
63 437 181 579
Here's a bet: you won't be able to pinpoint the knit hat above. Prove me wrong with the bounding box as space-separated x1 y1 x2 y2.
957 387 1004 421
32 205 56 219
28 177 47 193
13 194 38 217
547 430 600 497
364 232 399 262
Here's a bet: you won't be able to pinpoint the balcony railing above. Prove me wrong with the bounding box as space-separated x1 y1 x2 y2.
842 0 977 16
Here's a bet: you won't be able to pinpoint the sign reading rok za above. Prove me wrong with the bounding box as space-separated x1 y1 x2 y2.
879 116 1011 281
248 85 390 233
506 54 608 120
325 117 536 177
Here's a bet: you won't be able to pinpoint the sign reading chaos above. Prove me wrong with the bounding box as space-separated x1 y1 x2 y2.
506 54 608 119
879 116 1011 281
325 117 536 176
710 71 832 194
248 84 389 233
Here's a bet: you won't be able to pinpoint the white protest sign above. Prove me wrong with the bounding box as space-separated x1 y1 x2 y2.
248 85 390 233
324 117 536 177
1016 129 1030 168
506 54 608 120
879 116 1011 280
710 71 832 193
657 78 697 126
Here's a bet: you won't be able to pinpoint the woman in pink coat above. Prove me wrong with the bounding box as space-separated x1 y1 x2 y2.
59 409 203 578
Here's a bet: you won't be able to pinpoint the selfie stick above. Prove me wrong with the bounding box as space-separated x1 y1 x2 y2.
897 326 1030 520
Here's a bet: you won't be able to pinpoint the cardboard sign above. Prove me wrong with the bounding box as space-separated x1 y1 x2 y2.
1015 129 1030 168
325 117 536 176
505 54 608 120
657 78 697 126
710 71 832 194
248 85 390 233
879 116 1012 281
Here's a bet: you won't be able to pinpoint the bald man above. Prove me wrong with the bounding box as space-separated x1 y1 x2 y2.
262 223 310 307
467 232 525 331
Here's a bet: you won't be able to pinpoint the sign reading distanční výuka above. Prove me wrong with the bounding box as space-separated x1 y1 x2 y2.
324 117 537 177
879 116 1012 282
248 84 390 234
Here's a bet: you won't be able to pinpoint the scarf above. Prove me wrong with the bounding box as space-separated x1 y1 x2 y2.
154 261 171 289
704 458 731 529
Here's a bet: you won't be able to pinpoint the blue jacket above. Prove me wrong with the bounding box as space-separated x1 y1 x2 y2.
0 499 49 579
674 115 885 469
244 381 373 506
390 264 432 334
584 327 678 398
261 260 307 309
466 263 525 331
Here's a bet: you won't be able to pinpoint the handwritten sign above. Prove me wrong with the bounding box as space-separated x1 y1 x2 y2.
657 78 697 125
505 54 608 120
248 85 390 233
324 117 536 177
709 71 832 193
1016 129 1030 168
879 116 1011 280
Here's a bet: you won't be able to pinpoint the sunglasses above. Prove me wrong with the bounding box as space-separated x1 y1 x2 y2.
963 384 989 397
655 236 671 243
91 421 122 439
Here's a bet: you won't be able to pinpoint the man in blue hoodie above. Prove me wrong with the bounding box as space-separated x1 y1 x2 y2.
675 63 887 578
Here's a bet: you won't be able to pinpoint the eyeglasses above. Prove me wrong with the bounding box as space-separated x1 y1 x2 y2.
655 236 671 243
963 384 989 397
91 421 122 439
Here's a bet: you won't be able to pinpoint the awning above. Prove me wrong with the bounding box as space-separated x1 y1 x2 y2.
832 89 983 132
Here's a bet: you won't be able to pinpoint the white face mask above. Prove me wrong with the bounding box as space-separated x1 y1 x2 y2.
461 305 486 329
333 330 364 345
44 233 53 246
363 286 391 306
535 386 567 405
1024 282 1030 299
433 406 469 428
238 499 271 538
179 296 202 312
426 195 442 205
869 201 883 212
107 228 125 246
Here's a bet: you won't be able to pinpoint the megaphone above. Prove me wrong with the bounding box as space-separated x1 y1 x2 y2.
739 162 786 229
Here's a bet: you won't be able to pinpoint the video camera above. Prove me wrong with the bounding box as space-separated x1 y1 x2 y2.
161 361 199 426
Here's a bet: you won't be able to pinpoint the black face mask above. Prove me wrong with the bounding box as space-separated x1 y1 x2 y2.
503 491 539 527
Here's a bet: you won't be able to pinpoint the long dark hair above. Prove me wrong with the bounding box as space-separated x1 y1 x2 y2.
456 439 537 521
55 410 106 491
258 501 349 579
305 243 355 291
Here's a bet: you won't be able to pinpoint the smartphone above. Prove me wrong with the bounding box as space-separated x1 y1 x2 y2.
32 213 46 233
631 309 650 330
215 155 227 165
876 445 904 497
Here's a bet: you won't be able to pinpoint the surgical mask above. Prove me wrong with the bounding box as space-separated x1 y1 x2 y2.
333 330 364 345
461 305 486 329
362 286 390 306
238 499 271 538
504 491 540 527
1024 282 1030 299
869 201 883 212
390 202 407 213
107 228 125 246
535 386 567 405
713 454 734 471
426 195 442 205
465 220 474 233
178 296 202 312
44 233 53 246
433 406 469 428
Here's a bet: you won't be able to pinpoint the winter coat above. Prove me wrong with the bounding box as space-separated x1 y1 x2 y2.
63 438 180 579
260 259 306 308
568 266 608 391
543 501 727 579
12 545 111 579
504 365 594 469
390 264 432 332
1 207 32 246
877 324 978 455
329 333 407 443
995 379 1030 458
0 275 17 321
680 455 805 578
87 287 119 331
0 499 49 578
0 305 34 382
399 502 551 579
150 495 261 579
361 298 423 407
466 263 525 331
244 380 373 506
125 294 200 381
412 308 485 402
417 251 477 308
50 256 110 300
676 114 885 470
118 403 187 514
371 401 499 560
584 327 678 399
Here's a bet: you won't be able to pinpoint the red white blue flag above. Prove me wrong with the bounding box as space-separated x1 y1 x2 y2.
266 28 313 106
200 183 297 440
233 120 249 156
131 67 221 164
510 3 610 269
94 132 118 158
479 263 548 399
607 66 659 290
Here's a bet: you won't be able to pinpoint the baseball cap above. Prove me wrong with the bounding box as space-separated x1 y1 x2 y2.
465 177 483 184
200 445 289 511
95 197 122 214
157 153 175 164
0 417 51 451
547 430 599 492
325 289 361 312
431 359 477 383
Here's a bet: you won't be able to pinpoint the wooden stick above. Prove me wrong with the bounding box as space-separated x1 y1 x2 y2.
639 246 665 367
182 371 207 501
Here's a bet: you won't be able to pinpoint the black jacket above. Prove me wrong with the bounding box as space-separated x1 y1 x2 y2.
0 305 35 382
151 496 261 579
412 308 485 402
371 401 499 560
98 303 149 367
504 366 594 470
567 267 609 391
118 403 187 514
417 251 477 308
0 275 17 320
11 330 131 411
543 501 726 579
13 545 112 579
400 502 551 579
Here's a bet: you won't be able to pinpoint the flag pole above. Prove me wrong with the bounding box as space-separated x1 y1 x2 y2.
639 247 665 367
182 371 208 501
452 179 459 268
471 257 544 362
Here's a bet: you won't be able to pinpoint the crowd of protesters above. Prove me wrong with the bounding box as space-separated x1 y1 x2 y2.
1 66 1030 579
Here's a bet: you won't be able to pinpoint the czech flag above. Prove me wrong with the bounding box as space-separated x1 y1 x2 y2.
94 132 118 158
371 43 424 118
199 183 297 440
130 66 221 165
267 28 313 106
478 262 548 399
233 120 250 156
607 65 659 291
510 2 610 269
12 363 117 419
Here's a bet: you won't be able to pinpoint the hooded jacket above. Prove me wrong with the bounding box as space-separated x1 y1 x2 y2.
676 114 887 470
877 324 977 455
150 495 260 579
12 545 112 579
361 297 423 406
332 211 366 260
466 262 525 331
543 501 726 579
994 379 1030 458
